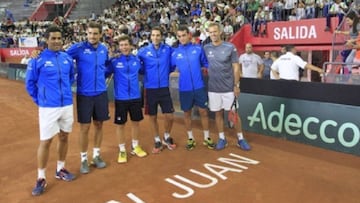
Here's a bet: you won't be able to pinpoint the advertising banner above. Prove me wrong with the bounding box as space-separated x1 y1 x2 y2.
239 93 360 156
0 48 37 63
18 37 38 48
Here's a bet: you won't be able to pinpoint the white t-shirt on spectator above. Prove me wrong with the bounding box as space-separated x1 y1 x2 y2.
236 15 245 27
239 53 263 78
285 0 296 9
271 52 307 80
223 25 234 35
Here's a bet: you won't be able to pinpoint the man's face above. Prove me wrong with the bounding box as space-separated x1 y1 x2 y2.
119 40 131 55
176 30 190 45
208 25 221 43
46 32 63 51
281 46 287 54
151 30 162 46
86 27 101 45
264 52 270 58
245 44 253 54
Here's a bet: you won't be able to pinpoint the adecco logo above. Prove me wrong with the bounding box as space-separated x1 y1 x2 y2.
247 103 360 148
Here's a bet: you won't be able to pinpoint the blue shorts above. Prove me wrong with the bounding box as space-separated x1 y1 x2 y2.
179 87 208 111
114 99 143 125
146 87 174 115
76 91 110 123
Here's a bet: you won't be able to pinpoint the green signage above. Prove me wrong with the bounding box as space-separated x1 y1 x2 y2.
239 93 360 156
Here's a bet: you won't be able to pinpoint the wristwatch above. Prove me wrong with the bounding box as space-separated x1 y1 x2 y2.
234 83 240 88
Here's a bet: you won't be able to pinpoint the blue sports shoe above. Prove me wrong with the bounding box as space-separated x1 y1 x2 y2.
55 168 75 181
32 178 47 196
237 139 251 151
215 138 228 150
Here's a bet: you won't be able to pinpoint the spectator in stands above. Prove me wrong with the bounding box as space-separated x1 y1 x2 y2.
26 26 75 196
138 34 149 48
106 35 147 163
315 0 325 18
284 0 297 20
305 0 316 19
188 21 197 34
171 25 216 151
239 43 264 78
223 20 234 41
324 0 348 31
234 10 245 32
247 0 260 23
191 30 202 44
335 10 360 73
273 0 285 21
21 53 31 64
0 33 8 48
252 6 267 36
165 32 177 47
271 44 324 80
296 1 307 20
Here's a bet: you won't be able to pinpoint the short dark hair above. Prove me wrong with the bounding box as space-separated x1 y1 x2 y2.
117 34 132 45
285 45 295 52
87 21 102 33
177 25 189 33
44 26 62 39
151 26 163 35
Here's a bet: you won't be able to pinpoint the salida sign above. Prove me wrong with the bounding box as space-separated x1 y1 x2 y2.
266 18 337 45
273 25 317 40
0 48 37 63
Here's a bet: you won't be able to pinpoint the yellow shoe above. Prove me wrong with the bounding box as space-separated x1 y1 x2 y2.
131 146 147 158
117 151 127 163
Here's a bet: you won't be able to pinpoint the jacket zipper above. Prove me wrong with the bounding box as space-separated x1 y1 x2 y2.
56 53 64 106
126 56 131 99
185 45 194 91
95 49 98 91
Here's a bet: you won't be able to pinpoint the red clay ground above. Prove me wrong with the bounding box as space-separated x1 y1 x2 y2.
1 77 359 203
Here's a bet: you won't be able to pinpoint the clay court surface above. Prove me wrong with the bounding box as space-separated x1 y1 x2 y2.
1 77 359 203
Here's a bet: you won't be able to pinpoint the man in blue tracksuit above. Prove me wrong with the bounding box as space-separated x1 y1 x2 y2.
137 26 176 154
66 22 109 173
26 26 75 196
106 35 147 164
171 25 216 151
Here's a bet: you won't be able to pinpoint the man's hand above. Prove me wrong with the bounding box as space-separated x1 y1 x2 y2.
234 86 240 97
31 50 41 59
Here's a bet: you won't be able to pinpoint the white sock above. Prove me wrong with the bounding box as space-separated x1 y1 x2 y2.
119 144 126 152
237 132 244 140
203 130 210 140
164 132 170 140
187 131 194 140
154 136 161 142
80 152 88 162
219 132 225 140
57 161 65 172
132 139 139 148
38 168 46 179
93 148 100 158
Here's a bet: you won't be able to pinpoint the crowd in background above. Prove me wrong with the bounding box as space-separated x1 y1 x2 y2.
0 0 358 50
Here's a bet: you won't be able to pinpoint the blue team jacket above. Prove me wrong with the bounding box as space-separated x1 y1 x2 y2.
171 43 208 91
66 41 108 96
137 43 174 89
25 49 75 107
107 54 142 100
